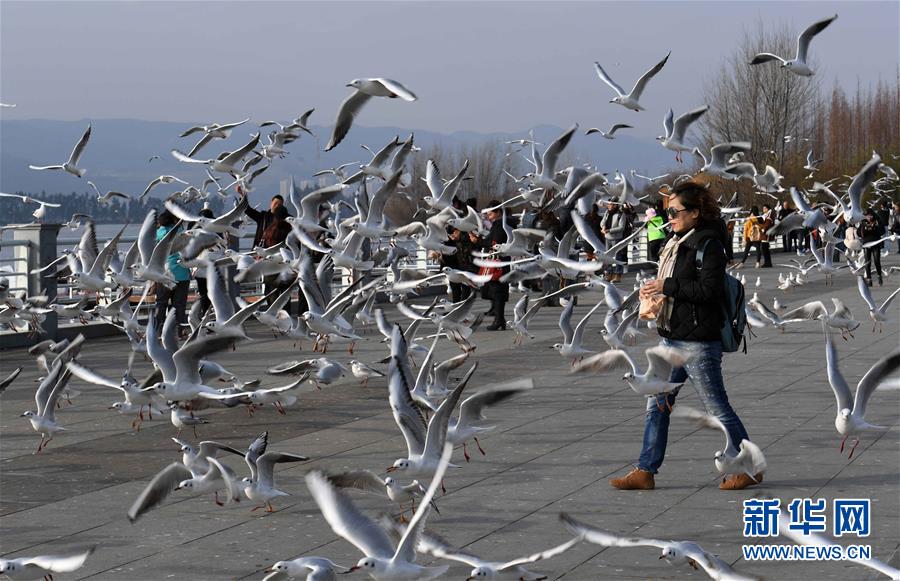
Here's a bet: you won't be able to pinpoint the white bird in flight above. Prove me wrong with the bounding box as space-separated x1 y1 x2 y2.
656 106 708 162
585 123 633 139
594 52 670 111
750 14 838 76
326 78 418 151
28 123 91 177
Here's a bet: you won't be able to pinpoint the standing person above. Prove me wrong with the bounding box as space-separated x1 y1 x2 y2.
645 206 667 262
440 227 477 303
778 200 796 252
736 207 763 268
192 207 216 316
476 202 510 331
244 192 290 248
758 204 774 267
611 180 758 491
601 202 630 282
860 209 885 286
259 205 295 311
154 210 191 334
890 202 900 254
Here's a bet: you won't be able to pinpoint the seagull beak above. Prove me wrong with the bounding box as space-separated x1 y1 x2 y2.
345 566 361 573
385 466 397 473
659 555 666 560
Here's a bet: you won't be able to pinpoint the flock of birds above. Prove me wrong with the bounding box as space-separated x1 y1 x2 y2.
2 10 900 581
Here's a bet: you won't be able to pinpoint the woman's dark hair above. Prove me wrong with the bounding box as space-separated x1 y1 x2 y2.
272 205 289 221
157 210 177 228
670 180 721 224
749 205 760 217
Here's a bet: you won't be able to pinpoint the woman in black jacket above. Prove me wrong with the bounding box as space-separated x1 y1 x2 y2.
610 181 759 491
477 203 512 330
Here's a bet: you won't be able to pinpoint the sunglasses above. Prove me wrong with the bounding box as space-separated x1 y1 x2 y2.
666 207 689 219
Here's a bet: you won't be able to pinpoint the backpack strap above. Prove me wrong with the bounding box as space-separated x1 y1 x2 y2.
695 238 718 272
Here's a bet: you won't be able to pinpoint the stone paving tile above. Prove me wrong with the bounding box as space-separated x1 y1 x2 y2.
0 255 898 580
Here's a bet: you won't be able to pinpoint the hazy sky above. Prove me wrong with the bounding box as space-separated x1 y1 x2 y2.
1 1 897 138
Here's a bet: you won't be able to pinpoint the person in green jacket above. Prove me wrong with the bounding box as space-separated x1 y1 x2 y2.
153 210 191 333
645 206 667 262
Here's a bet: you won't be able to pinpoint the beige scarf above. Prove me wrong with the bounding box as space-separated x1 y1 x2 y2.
655 229 695 331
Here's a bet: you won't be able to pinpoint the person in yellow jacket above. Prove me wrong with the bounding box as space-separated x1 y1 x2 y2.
645 206 667 261
736 206 768 268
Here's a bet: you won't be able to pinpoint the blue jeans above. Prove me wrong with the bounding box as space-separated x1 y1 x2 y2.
637 339 750 474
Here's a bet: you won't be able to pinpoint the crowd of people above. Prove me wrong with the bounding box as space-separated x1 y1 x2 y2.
151 192 900 335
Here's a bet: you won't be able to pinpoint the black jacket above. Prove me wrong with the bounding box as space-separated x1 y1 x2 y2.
659 221 728 342
246 204 293 248
479 218 511 302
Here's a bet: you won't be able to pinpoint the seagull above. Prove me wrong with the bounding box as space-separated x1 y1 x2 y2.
856 276 900 332
243 448 310 512
87 181 130 205
748 299 805 332
267 358 347 389
561 513 759 581
139 175 189 200
448 378 533 462
387 364 476 479
693 142 756 180
585 123 633 139
326 78 418 151
594 52 670 111
630 171 671 185
0 193 62 222
406 523 581 581
656 106 708 162
525 125 577 191
171 436 247 477
776 507 899 579
422 159 469 211
511 294 547 345
326 470 438 517
551 298 604 362
304 443 453 580
823 327 900 458
782 298 860 338
264 557 349 581
804 149 823 173
28 123 91 177
350 360 386 386
127 458 240 522
750 14 838 76
672 405 766 483
179 117 250 157
20 360 73 453
171 132 260 176
0 366 22 395
573 345 690 399
0 547 95 581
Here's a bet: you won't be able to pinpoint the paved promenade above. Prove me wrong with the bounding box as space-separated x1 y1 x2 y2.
1 254 898 580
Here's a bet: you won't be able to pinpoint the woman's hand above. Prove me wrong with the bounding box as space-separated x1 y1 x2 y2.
640 278 665 298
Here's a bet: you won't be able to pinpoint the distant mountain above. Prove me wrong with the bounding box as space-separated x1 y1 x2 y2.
0 118 678 206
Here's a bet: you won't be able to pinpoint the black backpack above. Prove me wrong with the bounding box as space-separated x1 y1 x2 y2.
695 238 747 353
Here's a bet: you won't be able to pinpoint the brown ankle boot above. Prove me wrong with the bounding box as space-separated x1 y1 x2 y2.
719 472 764 490
610 468 655 490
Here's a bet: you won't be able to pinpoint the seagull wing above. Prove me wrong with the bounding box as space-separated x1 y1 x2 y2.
127 462 193 522
847 153 882 215
328 469 387 496
374 78 418 101
572 300 604 346
671 106 708 143
558 299 575 344
326 90 372 151
541 125 577 175
853 348 900 420
65 361 123 391
572 350 638 376
456 379 533 430
750 52 787 66
137 210 158 266
219 133 260 168
305 471 396 559
630 51 670 99
560 513 667 548
164 199 202 223
782 300 826 321
0 366 22 392
67 124 92 165
823 330 854 413
394 443 453 563
679 542 758 581
172 329 244 385
671 404 731 452
661 108 675 139
644 345 689 381
255 451 309 489
499 537 582 571
24 548 95 574
593 62 626 97
856 275 878 311
421 364 477 462
796 14 837 63
207 261 236 323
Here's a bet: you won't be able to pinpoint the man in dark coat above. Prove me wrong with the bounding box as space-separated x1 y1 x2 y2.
476 202 512 331
244 192 291 248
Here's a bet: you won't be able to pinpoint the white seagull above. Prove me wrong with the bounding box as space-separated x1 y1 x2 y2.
573 345 690 399
750 14 838 76
29 124 91 177
0 547 95 581
585 123 633 139
594 52 670 111
656 106 708 162
856 276 900 332
326 78 418 151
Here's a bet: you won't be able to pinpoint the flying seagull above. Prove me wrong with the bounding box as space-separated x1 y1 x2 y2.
325 78 418 151
750 14 838 76
585 123 633 139
29 124 91 177
594 52 670 111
